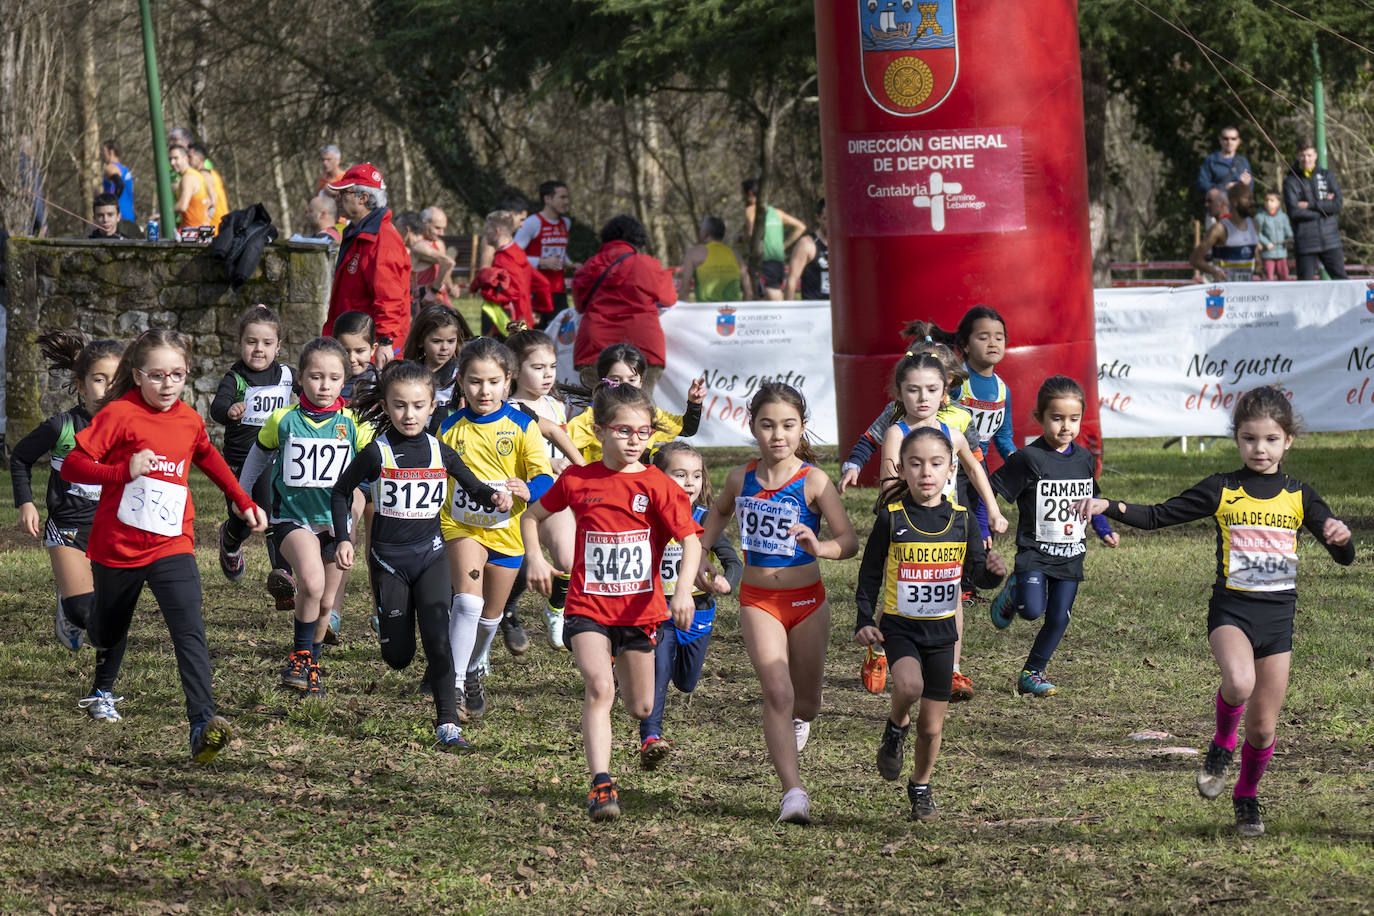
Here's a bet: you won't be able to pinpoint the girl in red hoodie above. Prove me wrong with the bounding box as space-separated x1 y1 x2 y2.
61 329 267 762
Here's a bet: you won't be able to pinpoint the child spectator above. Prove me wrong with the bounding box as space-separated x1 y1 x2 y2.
89 193 127 240
1253 191 1293 281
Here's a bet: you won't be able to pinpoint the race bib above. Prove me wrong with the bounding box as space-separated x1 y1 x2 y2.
451 480 511 529
242 384 291 426
1035 479 1092 544
376 467 447 519
282 436 353 488
963 397 1005 445
1227 526 1298 591
660 541 684 596
736 495 800 557
539 243 566 263
583 529 652 595
895 560 962 618
117 476 188 537
71 482 102 502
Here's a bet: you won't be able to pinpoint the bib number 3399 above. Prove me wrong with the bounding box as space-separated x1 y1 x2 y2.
283 438 352 488
584 529 651 595
117 476 188 537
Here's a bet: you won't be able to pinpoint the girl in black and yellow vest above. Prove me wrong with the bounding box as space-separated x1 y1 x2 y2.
854 426 1006 823
1081 387 1354 838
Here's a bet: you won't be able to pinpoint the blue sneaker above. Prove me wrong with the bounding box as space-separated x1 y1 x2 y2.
55 596 85 652
1017 668 1058 697
324 608 342 645
989 576 1017 630
190 715 233 763
436 723 472 751
77 690 123 722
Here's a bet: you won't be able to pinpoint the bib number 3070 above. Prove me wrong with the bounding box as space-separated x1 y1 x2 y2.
584 529 652 595
117 476 188 537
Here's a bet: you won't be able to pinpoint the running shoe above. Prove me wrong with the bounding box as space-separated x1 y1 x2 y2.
454 688 471 724
55 598 85 652
1233 795 1265 837
950 670 975 702
1017 668 1057 697
266 569 296 612
501 613 530 656
861 645 888 694
305 662 326 697
218 522 246 582
876 719 909 781
436 723 472 752
77 689 123 723
1197 740 1234 800
587 781 621 822
961 588 987 605
639 735 671 771
989 577 1017 629
323 609 342 646
908 783 938 823
190 715 233 764
544 605 567 651
280 650 311 691
794 717 811 753
464 672 487 718
778 787 811 825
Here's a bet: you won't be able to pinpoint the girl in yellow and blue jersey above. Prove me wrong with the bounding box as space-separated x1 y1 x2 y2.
566 344 705 464
1082 387 1353 838
439 337 554 722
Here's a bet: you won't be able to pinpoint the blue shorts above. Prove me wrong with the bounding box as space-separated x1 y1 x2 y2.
485 548 523 569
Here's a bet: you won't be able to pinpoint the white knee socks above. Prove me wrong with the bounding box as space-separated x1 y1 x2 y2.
449 593 484 688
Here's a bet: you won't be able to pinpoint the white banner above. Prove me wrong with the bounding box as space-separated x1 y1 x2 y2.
658 301 837 447
1096 280 1374 436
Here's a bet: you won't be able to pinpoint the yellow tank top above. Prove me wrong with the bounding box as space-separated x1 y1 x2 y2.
694 241 742 302
1214 479 1304 593
881 500 968 622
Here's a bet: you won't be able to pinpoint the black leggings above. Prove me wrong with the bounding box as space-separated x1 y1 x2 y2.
221 455 285 569
369 539 458 726
88 553 215 727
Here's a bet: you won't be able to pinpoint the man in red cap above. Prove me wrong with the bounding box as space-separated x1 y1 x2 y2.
322 163 412 357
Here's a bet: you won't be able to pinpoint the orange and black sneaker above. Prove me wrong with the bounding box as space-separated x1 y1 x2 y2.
950 670 974 702
639 735 671 770
587 780 621 822
305 661 326 697
862 645 889 694
280 650 311 691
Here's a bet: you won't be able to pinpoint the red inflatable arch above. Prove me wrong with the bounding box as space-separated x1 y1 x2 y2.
814 0 1100 480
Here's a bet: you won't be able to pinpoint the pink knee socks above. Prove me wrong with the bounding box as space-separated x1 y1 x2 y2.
1213 690 1245 752
1233 738 1274 799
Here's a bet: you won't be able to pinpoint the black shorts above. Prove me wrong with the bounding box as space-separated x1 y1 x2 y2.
879 615 957 701
44 519 91 551
758 259 785 290
564 613 661 656
270 520 339 562
1208 597 1294 658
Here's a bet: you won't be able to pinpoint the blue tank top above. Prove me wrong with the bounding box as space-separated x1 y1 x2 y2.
735 461 820 568
103 162 135 222
895 420 958 497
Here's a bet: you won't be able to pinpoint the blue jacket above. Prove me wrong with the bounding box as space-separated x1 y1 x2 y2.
1253 210 1293 260
1196 151 1252 196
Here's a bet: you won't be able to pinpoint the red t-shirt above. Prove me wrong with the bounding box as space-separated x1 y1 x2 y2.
518 213 570 294
538 463 702 627
63 391 256 567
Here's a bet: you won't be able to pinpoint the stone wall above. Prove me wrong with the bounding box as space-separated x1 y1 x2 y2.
4 238 332 439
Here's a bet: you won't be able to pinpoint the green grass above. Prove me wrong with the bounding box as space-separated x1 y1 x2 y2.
0 435 1371 914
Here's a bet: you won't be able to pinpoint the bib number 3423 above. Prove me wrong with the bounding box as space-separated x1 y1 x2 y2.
584 529 651 595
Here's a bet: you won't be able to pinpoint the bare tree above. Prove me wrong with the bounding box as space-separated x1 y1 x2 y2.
0 3 67 235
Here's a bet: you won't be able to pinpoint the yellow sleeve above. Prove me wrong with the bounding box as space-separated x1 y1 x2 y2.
938 403 972 433
346 408 375 450
568 410 599 461
519 419 554 483
654 407 684 439
257 406 289 449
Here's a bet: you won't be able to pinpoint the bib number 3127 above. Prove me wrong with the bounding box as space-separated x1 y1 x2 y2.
283 438 352 488
584 529 651 595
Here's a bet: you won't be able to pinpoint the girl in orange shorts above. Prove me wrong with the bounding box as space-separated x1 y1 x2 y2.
700 383 857 824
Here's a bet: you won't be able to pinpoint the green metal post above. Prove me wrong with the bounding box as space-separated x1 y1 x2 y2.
139 0 177 234
1312 37 1327 169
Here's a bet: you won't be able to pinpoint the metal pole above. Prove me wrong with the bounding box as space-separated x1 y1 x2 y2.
1313 37 1327 169
138 0 176 234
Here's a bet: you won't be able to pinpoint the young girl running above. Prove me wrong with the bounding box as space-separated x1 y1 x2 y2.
1080 387 1354 837
952 306 1016 467
638 441 743 770
334 310 379 402
856 427 1006 821
521 384 703 821
11 332 122 654
402 304 469 428
240 337 373 696
331 360 510 750
566 344 705 464
438 337 554 720
987 376 1117 697
60 328 266 760
699 383 858 824
212 305 294 582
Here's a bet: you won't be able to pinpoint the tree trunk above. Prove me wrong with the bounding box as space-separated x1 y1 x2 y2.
1081 48 1111 287
642 99 669 260
394 125 414 211
745 108 780 279
189 0 211 140
77 4 101 198
270 134 293 235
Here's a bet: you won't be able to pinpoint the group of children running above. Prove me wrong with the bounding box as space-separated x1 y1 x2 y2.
9 302 1353 838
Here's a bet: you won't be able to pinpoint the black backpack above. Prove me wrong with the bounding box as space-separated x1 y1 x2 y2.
209 203 279 290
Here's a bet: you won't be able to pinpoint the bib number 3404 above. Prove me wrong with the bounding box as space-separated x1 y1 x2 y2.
584 529 652 595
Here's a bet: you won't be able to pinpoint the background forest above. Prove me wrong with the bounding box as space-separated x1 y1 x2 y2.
3 0 1373 276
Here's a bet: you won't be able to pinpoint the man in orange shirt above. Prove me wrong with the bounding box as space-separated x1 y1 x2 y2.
315 144 346 197
169 146 210 234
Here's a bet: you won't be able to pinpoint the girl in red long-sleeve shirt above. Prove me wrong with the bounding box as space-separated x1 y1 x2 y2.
61 329 267 763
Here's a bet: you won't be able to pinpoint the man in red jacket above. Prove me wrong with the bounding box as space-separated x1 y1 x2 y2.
322 163 412 358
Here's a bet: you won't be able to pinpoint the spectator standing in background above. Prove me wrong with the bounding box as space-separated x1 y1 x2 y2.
323 163 412 357
89 193 130 239
1253 190 1294 281
786 198 830 300
413 207 458 305
188 143 228 233
168 145 210 233
1283 142 1346 280
515 180 576 326
315 144 346 197
740 178 805 301
1195 127 1252 199
100 139 135 222
480 194 528 269
678 216 750 302
307 196 340 243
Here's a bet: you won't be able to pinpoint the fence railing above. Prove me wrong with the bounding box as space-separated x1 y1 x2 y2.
1109 260 1374 287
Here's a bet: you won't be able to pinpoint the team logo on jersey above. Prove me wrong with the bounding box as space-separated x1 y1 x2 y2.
632 494 649 513
716 306 737 337
453 441 466 456
496 436 514 456
557 316 577 345
335 423 349 440
860 0 958 117
1205 286 1225 320
1365 281 1374 313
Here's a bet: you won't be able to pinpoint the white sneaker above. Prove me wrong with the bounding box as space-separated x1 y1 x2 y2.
78 689 123 723
55 598 84 652
544 605 566 650
778 787 811 825
794 718 811 753
475 644 492 678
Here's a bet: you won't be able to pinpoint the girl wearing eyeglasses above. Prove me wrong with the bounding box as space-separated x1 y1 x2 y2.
58 329 267 763
565 343 706 464
521 382 702 822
